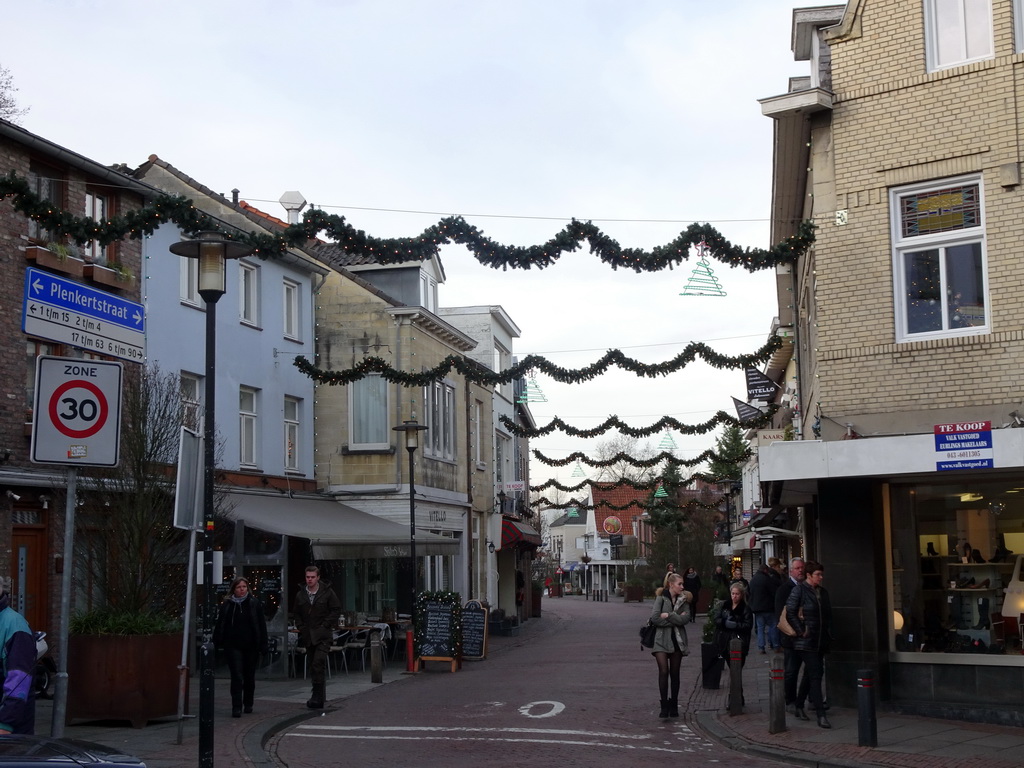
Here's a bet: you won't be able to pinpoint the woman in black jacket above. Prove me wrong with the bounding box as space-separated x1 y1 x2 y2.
786 561 831 729
214 577 269 718
714 582 754 708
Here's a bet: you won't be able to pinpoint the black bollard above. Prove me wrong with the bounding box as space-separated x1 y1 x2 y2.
727 637 743 716
857 668 877 747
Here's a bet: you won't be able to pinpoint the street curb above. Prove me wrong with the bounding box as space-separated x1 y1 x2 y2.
245 707 325 767
692 711 887 768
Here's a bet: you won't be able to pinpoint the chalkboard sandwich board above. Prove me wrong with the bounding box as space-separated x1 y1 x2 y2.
461 600 488 661
415 592 462 672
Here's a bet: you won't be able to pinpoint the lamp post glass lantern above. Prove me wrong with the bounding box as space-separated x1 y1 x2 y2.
168 231 252 768
393 418 428 663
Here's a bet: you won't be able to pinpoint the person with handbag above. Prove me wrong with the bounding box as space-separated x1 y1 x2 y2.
714 582 754 707
213 576 269 718
649 572 692 719
786 560 831 729
775 556 805 712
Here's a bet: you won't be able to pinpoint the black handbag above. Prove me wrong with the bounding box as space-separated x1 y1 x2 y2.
639 621 657 649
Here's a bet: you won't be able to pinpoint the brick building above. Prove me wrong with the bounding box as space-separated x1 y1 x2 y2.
757 2 1024 723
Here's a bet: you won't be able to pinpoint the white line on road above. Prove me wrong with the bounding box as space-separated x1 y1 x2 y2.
296 725 653 739
518 700 565 718
285 733 697 754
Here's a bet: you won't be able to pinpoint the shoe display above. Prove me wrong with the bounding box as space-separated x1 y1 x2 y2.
969 578 990 589
927 542 939 556
971 548 986 563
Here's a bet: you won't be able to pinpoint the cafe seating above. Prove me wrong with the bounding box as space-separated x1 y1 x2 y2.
342 627 372 671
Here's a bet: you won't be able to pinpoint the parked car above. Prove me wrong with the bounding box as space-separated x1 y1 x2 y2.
0 736 145 766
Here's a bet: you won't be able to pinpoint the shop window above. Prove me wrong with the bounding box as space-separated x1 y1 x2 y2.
889 479 1024 656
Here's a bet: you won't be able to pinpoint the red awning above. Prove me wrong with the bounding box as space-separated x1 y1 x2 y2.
501 518 541 548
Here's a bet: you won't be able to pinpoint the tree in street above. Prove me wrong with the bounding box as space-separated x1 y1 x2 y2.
0 64 29 123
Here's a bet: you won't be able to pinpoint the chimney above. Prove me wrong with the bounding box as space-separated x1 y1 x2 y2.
279 191 307 224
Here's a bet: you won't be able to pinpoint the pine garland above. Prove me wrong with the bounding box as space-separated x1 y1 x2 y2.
533 447 752 469
0 170 816 272
502 406 775 440
539 495 724 512
294 339 781 388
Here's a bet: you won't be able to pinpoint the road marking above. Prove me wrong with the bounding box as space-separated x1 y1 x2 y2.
518 700 564 718
287 732 694 754
296 725 649 739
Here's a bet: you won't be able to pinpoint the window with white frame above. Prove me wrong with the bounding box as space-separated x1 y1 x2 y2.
423 380 456 460
493 342 512 400
282 279 300 340
180 256 200 306
349 374 389 449
239 262 260 326
284 396 300 471
239 386 259 467
83 191 108 264
180 372 202 432
924 0 992 72
420 272 437 312
474 399 484 467
891 176 987 342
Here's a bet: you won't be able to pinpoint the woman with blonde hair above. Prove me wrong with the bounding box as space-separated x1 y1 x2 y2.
649 572 692 718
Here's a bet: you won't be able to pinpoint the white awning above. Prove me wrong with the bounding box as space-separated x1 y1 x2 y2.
226 493 460 559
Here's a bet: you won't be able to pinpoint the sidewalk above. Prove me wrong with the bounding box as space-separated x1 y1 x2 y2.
30 607 1024 768
685 642 1024 768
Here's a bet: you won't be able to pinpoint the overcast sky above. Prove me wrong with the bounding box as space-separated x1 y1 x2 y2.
4 1 816 493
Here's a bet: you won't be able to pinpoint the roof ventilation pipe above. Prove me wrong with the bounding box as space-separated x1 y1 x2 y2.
279 191 307 224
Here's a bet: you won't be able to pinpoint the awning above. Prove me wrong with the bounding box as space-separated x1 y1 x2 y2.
501 518 541 548
226 493 461 559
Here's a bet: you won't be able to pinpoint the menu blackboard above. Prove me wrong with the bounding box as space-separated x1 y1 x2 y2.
420 601 455 658
462 600 488 660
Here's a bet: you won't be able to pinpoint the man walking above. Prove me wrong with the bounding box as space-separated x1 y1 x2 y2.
293 566 341 710
774 556 805 712
748 560 780 654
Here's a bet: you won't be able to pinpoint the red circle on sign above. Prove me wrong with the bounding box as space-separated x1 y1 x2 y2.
49 380 109 439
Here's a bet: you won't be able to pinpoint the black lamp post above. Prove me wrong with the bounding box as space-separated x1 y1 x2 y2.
392 418 428 668
169 231 253 768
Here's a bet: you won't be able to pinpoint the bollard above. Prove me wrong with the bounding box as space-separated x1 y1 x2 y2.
405 629 417 673
370 630 383 683
857 668 878 747
768 652 786 733
728 637 743 716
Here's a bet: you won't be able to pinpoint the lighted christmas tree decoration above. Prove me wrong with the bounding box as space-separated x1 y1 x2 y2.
516 370 548 404
653 483 669 499
571 460 586 478
680 240 727 296
658 429 678 451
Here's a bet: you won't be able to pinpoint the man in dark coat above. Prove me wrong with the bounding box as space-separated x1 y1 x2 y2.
293 565 342 709
774 556 805 711
749 561 780 653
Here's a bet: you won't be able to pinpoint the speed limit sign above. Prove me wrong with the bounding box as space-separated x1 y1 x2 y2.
31 355 122 466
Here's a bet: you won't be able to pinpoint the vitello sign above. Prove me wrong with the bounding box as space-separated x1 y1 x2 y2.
429 510 447 522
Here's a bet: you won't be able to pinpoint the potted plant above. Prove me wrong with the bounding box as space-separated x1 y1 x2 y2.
701 598 726 689
623 575 646 603
84 260 134 288
66 366 192 728
25 240 86 276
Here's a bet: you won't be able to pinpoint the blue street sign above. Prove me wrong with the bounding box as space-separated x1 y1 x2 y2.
23 267 146 362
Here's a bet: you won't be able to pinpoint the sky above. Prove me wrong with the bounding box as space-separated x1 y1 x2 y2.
3 0 816 494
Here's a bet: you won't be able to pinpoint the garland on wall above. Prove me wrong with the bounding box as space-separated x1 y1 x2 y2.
502 406 775 439
533 447 752 469
294 340 781 388
0 170 816 272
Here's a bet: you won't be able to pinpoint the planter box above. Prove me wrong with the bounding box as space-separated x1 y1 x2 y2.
623 586 645 603
25 245 85 278
84 263 131 289
700 642 725 689
67 633 182 728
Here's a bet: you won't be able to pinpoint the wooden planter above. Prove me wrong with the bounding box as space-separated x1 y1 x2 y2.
623 585 645 603
84 264 131 289
25 245 85 277
67 633 182 728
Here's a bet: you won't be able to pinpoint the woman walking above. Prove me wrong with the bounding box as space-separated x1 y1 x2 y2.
649 572 692 718
214 577 268 718
786 561 831 728
682 566 702 622
714 582 754 707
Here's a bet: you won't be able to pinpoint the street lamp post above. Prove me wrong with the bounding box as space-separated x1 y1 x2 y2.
392 418 428 672
170 231 253 768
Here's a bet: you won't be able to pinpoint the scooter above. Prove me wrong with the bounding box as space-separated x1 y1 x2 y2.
32 631 56 699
